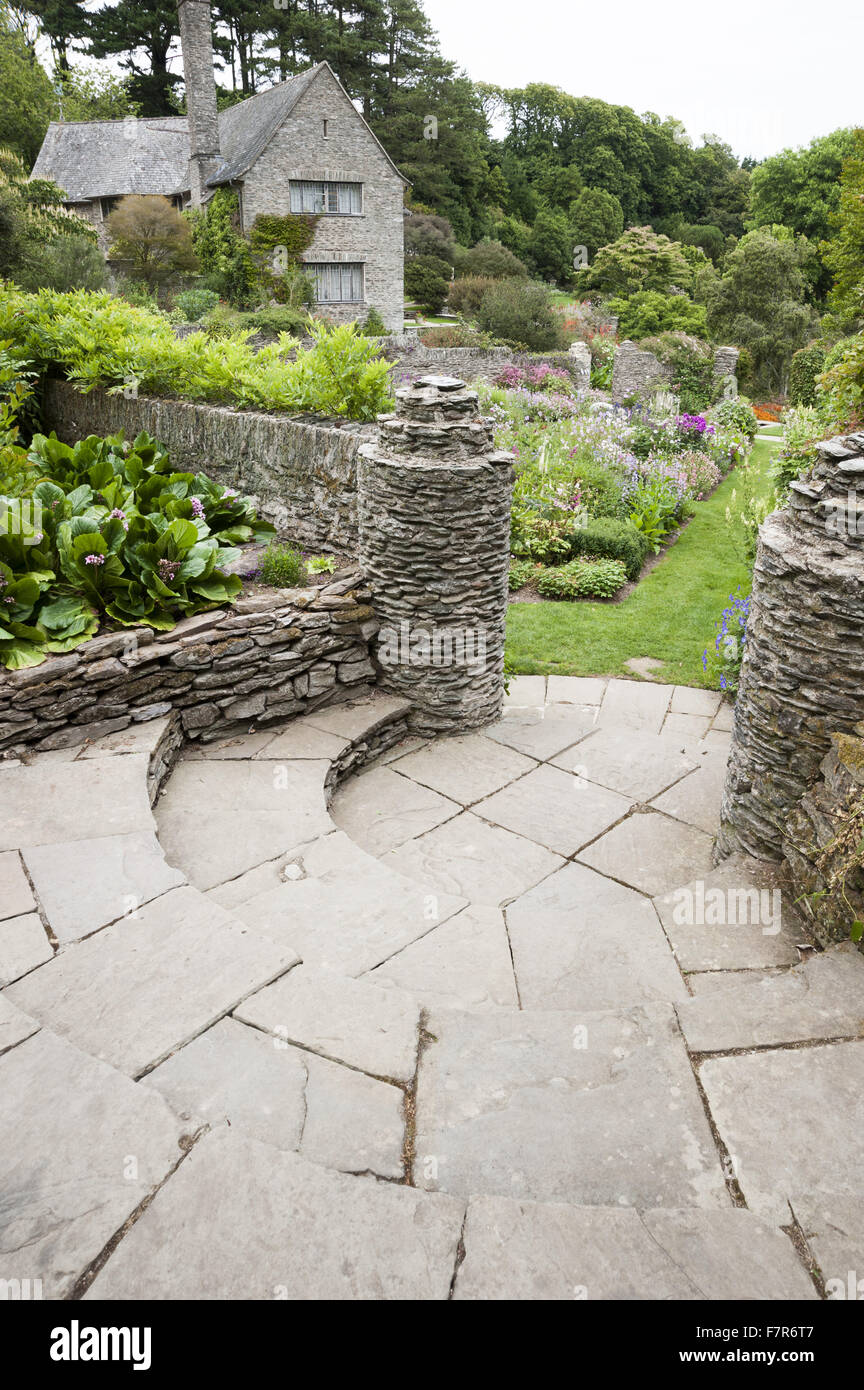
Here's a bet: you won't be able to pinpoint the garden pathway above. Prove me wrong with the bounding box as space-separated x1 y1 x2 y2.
2 682 863 1300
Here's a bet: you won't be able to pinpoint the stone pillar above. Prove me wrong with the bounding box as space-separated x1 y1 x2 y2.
611 341 670 403
177 0 222 206
718 431 864 860
358 375 514 735
568 340 592 391
713 346 739 394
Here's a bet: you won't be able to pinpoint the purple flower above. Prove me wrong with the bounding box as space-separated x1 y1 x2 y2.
157 558 180 584
109 508 129 532
84 554 104 567
190 497 205 520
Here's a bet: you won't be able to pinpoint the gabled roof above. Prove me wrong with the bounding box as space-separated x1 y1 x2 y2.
31 61 408 202
208 63 323 186
31 117 190 202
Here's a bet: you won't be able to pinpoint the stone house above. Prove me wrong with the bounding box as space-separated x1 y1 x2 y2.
30 0 408 331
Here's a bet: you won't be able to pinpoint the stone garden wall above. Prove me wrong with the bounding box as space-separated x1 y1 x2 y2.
611 341 739 403
379 335 589 387
719 432 864 863
783 730 864 946
42 380 372 552
0 574 377 757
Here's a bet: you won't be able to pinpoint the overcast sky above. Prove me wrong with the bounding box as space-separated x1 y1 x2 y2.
423 0 864 159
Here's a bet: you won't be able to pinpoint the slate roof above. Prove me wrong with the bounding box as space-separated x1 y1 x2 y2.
31 117 191 202
31 61 407 202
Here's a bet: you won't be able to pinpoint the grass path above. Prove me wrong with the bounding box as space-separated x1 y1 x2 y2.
505 437 778 688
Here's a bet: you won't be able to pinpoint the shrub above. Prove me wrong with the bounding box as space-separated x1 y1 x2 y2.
638 332 719 412
607 290 708 340
508 558 538 590
789 342 828 407
175 287 220 322
710 396 759 442
773 404 821 496
361 307 387 336
537 557 628 600
448 276 497 318
568 458 626 519
455 239 528 279
476 279 564 351
564 517 649 579
404 255 450 314
0 426 275 670
105 195 198 289
0 287 392 422
211 306 307 339
188 188 256 308
259 541 304 587
17 234 108 293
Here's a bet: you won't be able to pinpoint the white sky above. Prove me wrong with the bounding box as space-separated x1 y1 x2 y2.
423 0 864 159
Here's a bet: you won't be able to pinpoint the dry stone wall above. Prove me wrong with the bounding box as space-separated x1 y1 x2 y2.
611 341 740 403
42 380 371 552
0 575 377 757
380 337 588 387
783 729 864 945
718 432 864 861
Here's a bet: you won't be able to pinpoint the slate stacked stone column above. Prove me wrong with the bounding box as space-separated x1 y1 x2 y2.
718 432 864 860
358 376 514 735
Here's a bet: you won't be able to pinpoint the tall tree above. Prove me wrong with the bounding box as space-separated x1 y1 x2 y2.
87 0 180 115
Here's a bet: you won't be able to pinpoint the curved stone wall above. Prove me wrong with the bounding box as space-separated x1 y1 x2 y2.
0 573 378 758
718 432 864 860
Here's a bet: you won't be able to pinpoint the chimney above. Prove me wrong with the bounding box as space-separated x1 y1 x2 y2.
177 0 222 206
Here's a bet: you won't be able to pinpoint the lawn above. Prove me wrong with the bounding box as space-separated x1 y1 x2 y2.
505 436 778 688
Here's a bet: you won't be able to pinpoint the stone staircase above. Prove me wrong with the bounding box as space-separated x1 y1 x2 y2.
2 680 863 1300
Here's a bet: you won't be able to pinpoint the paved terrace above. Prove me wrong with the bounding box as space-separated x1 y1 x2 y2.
1 678 863 1299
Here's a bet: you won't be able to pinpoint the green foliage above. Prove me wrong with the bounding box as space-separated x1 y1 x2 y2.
564 517 649 580
637 332 718 412
454 238 528 279
106 195 198 289
0 146 97 287
404 213 458 266
206 305 307 339
476 279 563 351
711 396 759 442
820 332 864 425
607 290 707 340
0 426 276 669
703 227 820 395
249 212 319 302
404 255 450 314
527 207 573 283
0 286 393 421
789 343 828 407
773 404 822 496
188 190 256 309
568 187 624 260
174 287 220 323
749 130 858 245
259 541 304 587
19 234 108 293
306 554 336 574
536 557 628 600
361 307 386 336
508 558 538 590
0 12 53 164
575 227 694 297
447 276 497 317
822 130 864 328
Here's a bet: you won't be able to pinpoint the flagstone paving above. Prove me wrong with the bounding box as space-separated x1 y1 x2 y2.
2 678 863 1300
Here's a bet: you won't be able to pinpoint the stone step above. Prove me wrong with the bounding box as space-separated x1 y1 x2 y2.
678 942 864 1053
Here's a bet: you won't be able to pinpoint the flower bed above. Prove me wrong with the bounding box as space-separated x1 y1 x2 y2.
481 366 757 602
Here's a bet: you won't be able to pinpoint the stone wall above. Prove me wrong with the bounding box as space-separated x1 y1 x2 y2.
611 341 740 403
0 573 377 757
718 432 864 861
380 336 588 387
358 376 514 735
42 380 370 552
783 730 864 946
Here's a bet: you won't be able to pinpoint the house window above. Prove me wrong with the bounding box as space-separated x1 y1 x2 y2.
289 180 362 215
323 119 329 138
308 262 364 304
100 197 119 219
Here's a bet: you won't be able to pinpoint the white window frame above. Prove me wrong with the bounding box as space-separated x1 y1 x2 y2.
289 180 363 216
307 262 365 304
